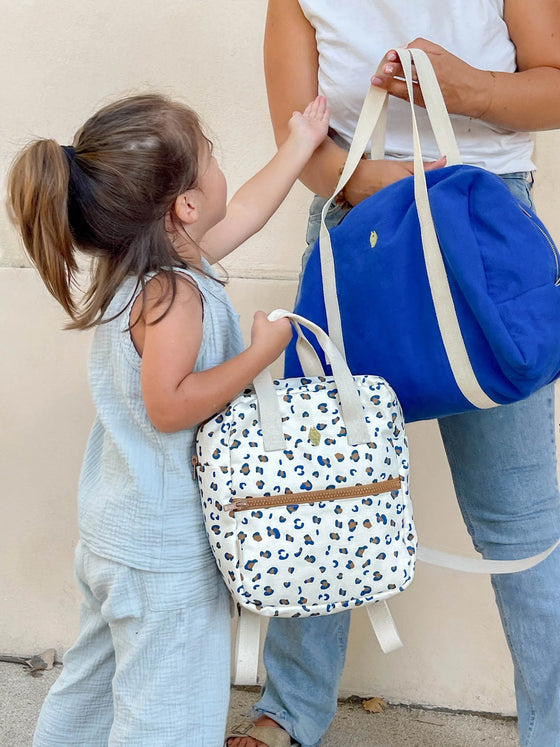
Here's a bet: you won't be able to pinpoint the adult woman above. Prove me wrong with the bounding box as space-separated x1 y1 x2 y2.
227 2 560 746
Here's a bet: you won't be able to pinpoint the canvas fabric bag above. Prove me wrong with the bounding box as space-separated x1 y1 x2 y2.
194 311 415 681
284 47 560 422
194 311 557 685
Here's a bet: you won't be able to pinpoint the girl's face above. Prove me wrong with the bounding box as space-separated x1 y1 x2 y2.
196 150 227 231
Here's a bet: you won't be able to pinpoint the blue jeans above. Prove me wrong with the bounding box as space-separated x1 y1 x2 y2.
253 172 560 747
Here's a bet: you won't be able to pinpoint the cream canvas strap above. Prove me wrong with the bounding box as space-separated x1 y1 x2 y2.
253 310 371 450
232 607 261 686
319 46 498 411
232 598 402 685
232 535 560 685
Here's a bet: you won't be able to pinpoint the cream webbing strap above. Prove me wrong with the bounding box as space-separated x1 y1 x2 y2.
400 48 498 410
232 602 402 685
367 601 403 653
232 608 261 685
253 310 371 450
417 538 560 574
319 84 390 360
318 46 498 410
293 320 326 377
231 531 560 684
368 537 560 660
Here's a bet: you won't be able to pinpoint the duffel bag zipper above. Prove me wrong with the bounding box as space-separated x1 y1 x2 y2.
221 477 402 513
519 204 560 285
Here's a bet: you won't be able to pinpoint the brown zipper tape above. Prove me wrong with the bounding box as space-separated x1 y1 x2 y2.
230 476 402 512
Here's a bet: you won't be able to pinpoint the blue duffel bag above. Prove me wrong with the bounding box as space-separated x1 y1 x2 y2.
285 47 560 422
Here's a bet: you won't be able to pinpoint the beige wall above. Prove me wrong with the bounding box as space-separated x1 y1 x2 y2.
2 0 560 715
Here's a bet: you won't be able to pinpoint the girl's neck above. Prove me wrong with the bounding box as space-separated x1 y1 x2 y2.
177 246 203 269
171 229 204 269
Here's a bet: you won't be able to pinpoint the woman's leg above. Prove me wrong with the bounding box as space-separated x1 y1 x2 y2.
439 384 560 747
248 612 351 747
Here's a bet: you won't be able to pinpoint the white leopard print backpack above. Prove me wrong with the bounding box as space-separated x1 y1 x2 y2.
194 311 415 679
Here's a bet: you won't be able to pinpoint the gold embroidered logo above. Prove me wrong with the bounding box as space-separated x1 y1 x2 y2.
370 231 378 248
309 427 321 446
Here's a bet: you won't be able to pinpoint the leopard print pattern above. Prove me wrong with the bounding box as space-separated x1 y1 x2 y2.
195 375 415 617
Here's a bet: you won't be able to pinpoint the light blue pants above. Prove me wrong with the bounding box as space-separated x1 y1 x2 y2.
34 542 231 746
253 173 560 747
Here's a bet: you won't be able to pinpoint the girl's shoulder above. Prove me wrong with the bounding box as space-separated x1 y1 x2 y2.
105 260 221 319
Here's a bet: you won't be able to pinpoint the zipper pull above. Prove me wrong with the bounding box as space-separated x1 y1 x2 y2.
221 497 248 513
191 455 199 480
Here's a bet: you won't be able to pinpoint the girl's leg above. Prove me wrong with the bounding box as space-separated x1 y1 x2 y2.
438 383 560 747
33 542 115 746
248 612 350 747
103 555 231 747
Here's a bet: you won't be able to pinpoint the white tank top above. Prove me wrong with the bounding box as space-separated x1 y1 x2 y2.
298 0 535 173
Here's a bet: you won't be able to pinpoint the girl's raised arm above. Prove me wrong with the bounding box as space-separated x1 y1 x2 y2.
262 0 347 201
200 95 329 263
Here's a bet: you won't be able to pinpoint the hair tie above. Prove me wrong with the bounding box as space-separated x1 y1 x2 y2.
62 145 76 164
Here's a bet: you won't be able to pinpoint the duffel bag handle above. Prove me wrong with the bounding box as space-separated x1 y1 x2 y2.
320 47 498 411
253 309 371 451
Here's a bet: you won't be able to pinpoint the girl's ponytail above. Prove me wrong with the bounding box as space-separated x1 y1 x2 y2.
8 94 212 328
8 140 78 318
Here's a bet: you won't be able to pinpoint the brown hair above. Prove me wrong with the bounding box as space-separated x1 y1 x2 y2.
7 94 213 329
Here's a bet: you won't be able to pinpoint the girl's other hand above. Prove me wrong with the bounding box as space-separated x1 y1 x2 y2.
288 95 330 152
250 311 293 366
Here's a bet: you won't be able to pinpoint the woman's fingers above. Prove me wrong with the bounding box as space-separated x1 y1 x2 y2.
424 156 447 171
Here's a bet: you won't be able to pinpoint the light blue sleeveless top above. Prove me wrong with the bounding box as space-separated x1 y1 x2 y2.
78 262 244 572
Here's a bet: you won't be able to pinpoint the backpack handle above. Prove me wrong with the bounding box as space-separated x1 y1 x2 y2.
319 47 498 411
252 309 372 451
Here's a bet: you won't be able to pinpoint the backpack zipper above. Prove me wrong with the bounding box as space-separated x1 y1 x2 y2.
221 476 402 513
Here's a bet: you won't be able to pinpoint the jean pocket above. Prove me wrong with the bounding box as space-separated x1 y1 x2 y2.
306 196 350 249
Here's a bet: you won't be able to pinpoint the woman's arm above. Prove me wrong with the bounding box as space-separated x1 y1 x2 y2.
264 0 440 207
134 276 292 432
372 0 560 131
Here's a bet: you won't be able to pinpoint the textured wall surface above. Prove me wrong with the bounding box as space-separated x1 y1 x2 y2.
2 0 560 713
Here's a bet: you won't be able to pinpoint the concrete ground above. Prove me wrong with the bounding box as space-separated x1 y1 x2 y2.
0 660 518 746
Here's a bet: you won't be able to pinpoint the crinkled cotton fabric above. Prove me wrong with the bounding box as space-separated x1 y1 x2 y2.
79 262 243 572
33 542 231 746
35 262 243 745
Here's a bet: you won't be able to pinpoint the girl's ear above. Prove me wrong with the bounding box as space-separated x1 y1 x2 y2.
173 190 199 225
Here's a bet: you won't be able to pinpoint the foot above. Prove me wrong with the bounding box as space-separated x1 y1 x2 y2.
226 715 288 747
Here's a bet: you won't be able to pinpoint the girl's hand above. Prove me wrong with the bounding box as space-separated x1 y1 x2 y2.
287 95 330 153
371 39 492 119
250 311 293 366
344 156 447 207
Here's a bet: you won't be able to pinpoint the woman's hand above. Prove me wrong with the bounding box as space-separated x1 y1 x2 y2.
287 95 330 153
344 156 447 207
371 38 493 119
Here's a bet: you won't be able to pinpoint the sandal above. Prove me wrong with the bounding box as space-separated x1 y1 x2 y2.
225 719 297 747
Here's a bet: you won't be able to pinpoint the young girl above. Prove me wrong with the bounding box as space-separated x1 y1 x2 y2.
8 92 329 746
